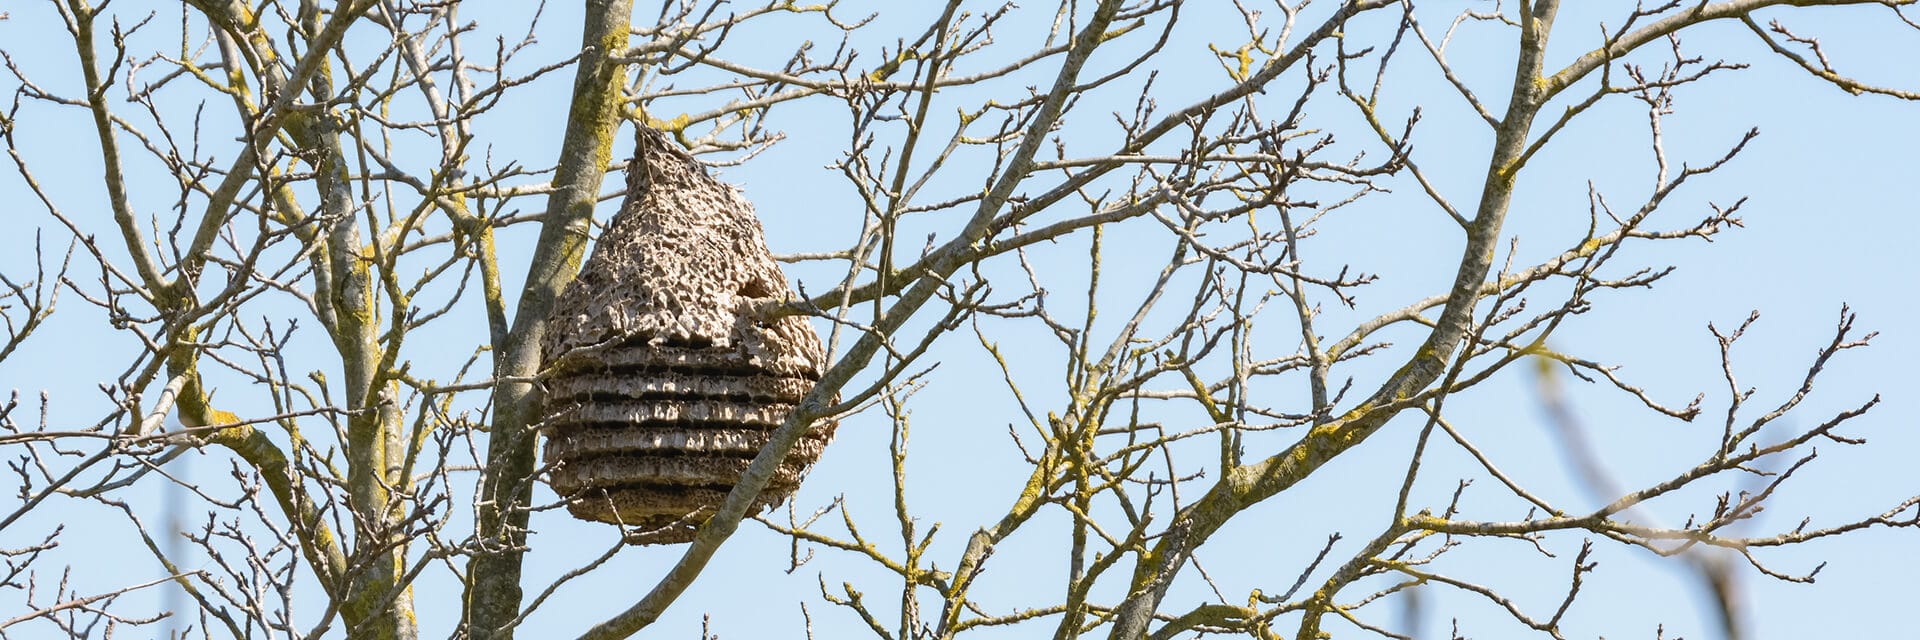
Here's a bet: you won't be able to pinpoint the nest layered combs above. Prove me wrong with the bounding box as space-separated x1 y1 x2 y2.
541 126 832 544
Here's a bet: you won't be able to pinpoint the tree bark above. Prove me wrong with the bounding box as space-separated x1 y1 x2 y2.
463 1 634 638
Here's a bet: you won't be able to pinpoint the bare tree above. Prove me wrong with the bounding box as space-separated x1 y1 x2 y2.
1 1 1915 639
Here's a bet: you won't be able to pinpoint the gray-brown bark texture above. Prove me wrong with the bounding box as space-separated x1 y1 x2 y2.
541 126 832 544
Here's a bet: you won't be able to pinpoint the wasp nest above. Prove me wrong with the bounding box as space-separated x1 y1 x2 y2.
540 126 832 544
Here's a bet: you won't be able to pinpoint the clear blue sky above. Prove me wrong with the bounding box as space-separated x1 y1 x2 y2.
0 2 1914 638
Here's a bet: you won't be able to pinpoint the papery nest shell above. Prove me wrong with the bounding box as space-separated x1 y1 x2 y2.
540 126 834 544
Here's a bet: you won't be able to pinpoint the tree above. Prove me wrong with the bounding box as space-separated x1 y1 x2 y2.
0 1 1915 638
